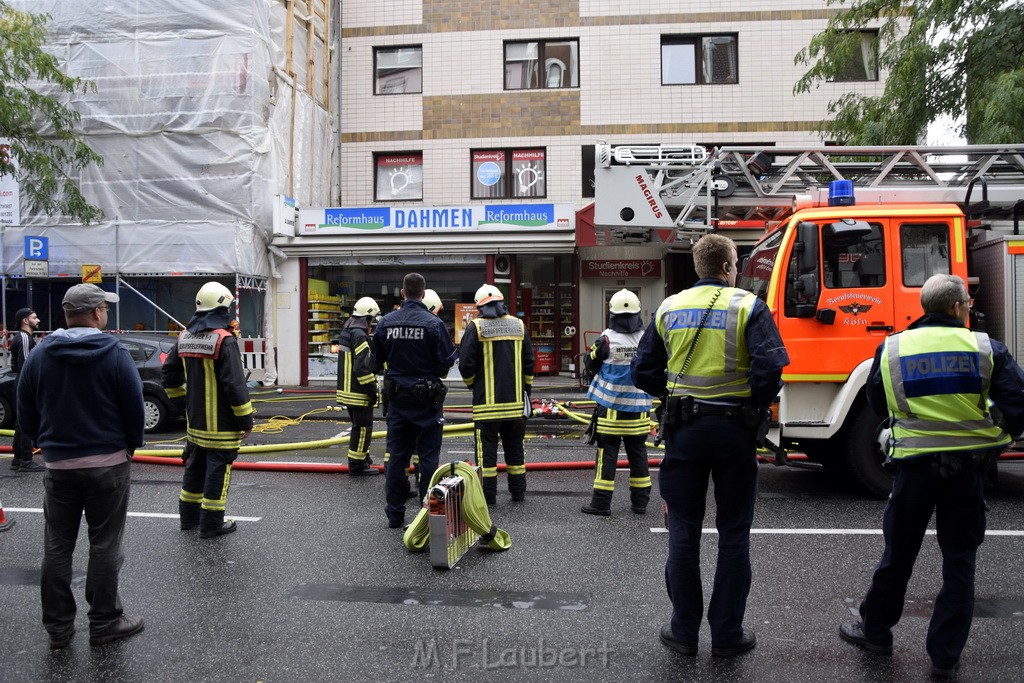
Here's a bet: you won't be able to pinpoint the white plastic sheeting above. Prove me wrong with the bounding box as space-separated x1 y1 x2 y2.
6 0 333 278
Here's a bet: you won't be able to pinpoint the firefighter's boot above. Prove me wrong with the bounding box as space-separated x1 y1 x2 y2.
179 499 201 531
483 477 497 505
348 457 380 476
508 473 526 502
630 486 652 515
199 510 236 538
581 490 612 516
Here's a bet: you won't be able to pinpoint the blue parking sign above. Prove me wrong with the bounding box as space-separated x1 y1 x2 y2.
25 235 48 260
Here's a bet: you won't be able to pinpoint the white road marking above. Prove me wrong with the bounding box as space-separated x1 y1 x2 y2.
650 527 1024 535
6 508 261 522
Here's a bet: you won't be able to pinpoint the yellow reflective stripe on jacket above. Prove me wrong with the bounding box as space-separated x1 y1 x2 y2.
166 385 185 398
596 409 650 436
187 427 244 450
882 327 1010 458
232 401 253 417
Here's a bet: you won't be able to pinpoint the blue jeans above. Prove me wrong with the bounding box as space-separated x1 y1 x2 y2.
859 456 986 669
384 400 443 523
41 462 131 637
659 415 758 646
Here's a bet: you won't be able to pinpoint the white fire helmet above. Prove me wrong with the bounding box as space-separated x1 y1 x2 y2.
195 282 234 312
608 289 641 315
423 289 443 314
353 296 381 318
474 284 504 306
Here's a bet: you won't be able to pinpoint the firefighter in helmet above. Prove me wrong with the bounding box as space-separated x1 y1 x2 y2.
337 296 382 476
582 289 653 516
458 284 535 504
162 282 254 538
422 289 443 315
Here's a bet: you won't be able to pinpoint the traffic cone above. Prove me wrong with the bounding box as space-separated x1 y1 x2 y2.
0 498 14 532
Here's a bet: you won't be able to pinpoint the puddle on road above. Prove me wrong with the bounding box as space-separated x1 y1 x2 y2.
289 584 590 611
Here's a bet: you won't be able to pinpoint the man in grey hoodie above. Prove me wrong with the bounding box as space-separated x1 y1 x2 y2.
17 284 146 650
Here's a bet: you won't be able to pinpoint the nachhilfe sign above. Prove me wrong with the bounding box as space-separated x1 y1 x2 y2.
298 204 574 235
581 259 662 278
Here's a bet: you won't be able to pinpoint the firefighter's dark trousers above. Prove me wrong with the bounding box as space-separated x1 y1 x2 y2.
179 446 237 533
591 432 651 511
475 418 526 501
346 406 374 466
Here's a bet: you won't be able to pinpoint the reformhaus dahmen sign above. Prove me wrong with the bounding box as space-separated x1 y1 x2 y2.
298 204 573 235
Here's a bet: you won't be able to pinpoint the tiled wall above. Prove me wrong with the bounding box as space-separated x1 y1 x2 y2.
338 0 886 206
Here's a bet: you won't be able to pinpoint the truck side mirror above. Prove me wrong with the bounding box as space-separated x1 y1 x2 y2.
786 221 822 319
796 221 819 274
815 308 836 325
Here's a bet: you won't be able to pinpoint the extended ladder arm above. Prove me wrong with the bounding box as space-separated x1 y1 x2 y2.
594 142 1024 240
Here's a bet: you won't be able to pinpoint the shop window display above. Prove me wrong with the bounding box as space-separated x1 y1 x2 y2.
305 259 484 379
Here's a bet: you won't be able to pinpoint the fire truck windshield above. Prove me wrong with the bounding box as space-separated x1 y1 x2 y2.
738 229 783 302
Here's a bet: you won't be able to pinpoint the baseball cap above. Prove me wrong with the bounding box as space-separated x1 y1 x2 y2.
62 284 119 313
12 307 34 327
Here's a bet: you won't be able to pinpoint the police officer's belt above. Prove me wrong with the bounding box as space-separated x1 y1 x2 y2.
692 402 743 419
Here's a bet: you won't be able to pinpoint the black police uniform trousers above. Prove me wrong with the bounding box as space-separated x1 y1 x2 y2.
179 446 237 533
859 455 986 669
475 418 527 500
384 397 443 525
660 413 758 648
41 461 131 639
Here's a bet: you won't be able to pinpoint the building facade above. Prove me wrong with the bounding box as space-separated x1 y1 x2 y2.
270 0 885 384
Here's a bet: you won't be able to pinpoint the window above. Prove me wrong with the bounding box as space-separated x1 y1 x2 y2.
374 46 422 94
662 35 738 85
471 149 546 199
505 40 579 90
901 223 950 286
828 30 879 82
375 152 423 201
822 222 885 289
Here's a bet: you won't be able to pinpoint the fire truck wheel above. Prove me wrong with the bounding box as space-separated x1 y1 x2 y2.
841 405 893 499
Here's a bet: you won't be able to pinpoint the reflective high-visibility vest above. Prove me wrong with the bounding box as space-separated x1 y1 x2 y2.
587 328 652 412
656 286 755 400
881 326 1010 459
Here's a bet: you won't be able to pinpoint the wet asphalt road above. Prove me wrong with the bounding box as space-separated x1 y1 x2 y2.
1 383 1023 682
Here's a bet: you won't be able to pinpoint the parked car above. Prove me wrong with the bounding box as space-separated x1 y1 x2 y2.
0 332 183 433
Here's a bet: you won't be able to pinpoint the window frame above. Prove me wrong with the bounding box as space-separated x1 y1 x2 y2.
470 147 547 200
661 34 739 86
373 45 423 95
503 39 580 91
373 151 423 202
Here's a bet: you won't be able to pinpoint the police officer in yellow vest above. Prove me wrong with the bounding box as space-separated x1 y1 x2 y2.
162 282 255 538
458 284 535 504
581 289 653 516
632 234 788 658
840 274 1024 679
336 296 382 476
